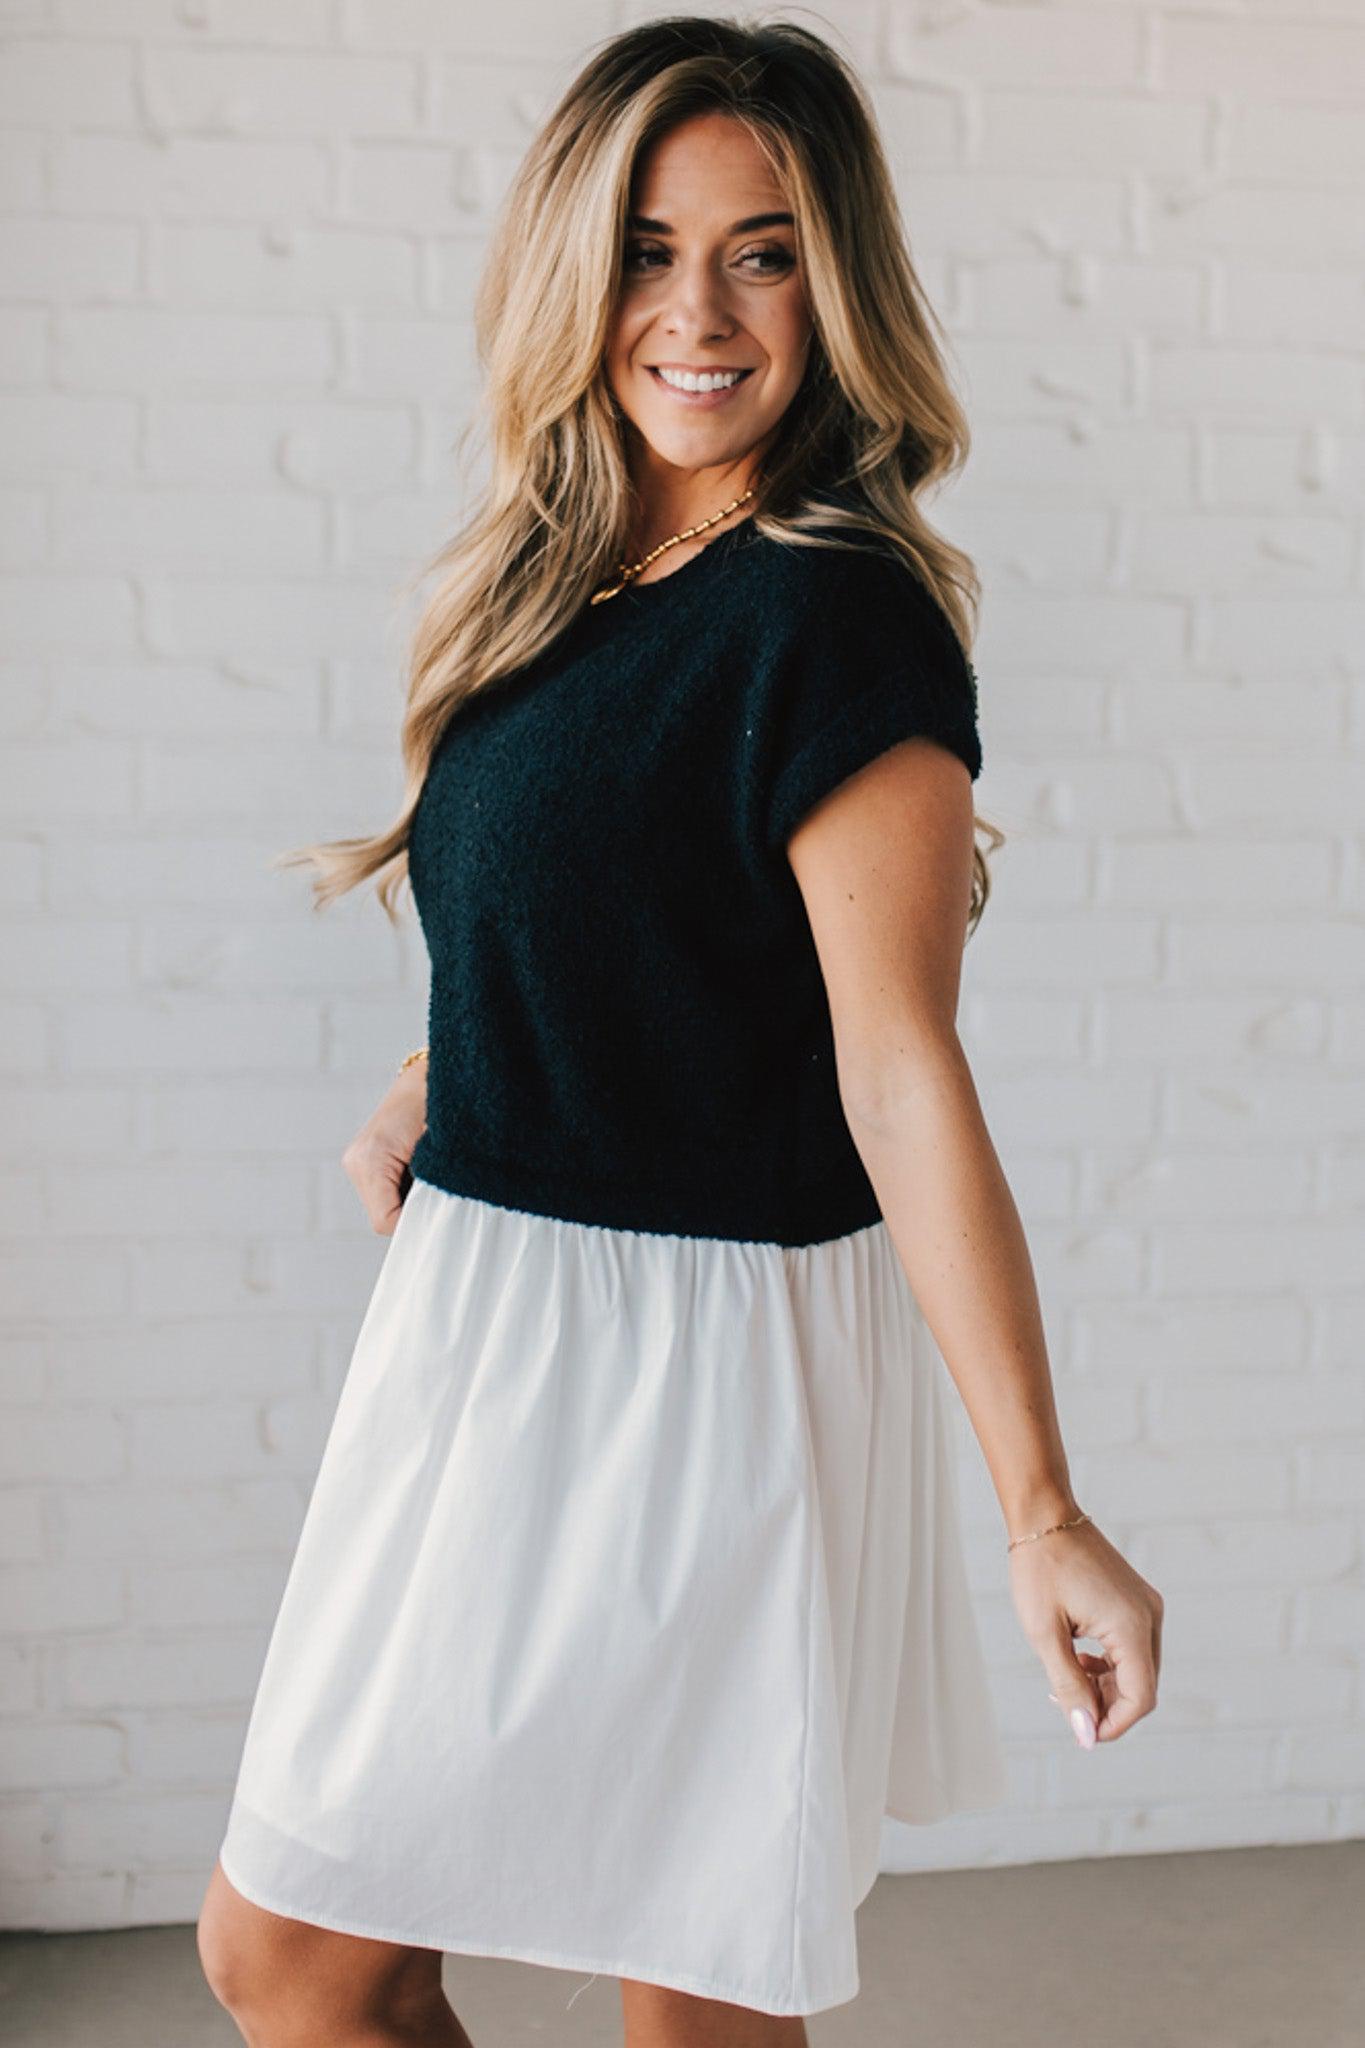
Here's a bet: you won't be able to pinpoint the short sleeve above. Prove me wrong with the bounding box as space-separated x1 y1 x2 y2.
763 542 982 854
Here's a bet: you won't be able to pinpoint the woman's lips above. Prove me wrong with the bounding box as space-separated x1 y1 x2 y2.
646 366 755 408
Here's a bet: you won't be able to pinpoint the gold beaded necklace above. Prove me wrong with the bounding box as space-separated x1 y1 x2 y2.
589 487 756 604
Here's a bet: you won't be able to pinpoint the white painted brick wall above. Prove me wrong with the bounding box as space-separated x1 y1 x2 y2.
1 0 1361 1934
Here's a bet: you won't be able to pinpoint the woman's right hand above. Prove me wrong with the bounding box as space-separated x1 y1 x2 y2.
341 1057 428 1236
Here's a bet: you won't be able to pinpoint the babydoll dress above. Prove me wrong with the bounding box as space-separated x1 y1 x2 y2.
215 512 1009 2017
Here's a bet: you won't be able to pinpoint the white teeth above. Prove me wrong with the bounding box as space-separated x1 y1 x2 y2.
656 367 744 393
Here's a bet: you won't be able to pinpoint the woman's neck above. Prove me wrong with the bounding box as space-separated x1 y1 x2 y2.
629 487 756 560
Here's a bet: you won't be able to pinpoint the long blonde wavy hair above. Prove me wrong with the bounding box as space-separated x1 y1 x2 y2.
277 12 1004 935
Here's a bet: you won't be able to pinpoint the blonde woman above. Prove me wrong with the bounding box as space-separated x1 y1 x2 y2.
198 17 1162 2046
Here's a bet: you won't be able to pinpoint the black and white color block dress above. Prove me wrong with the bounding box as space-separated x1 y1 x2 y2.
216 513 1009 2017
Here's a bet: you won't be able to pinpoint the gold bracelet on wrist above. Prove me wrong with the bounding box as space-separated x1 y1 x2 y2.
1007 1509 1091 1553
397 1046 428 1075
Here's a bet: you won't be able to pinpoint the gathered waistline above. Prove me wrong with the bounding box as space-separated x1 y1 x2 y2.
405 1147 884 1252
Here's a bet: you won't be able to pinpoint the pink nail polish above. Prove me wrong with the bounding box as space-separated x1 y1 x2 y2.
1070 1707 1096 1750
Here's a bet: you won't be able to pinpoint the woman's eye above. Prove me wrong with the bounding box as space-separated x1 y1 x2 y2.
622 243 794 276
740 247 795 274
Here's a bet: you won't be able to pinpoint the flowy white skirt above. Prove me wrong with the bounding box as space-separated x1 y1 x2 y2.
216 1176 1008 2016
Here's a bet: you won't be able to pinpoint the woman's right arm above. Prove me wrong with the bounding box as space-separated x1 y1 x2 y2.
341 1049 428 1236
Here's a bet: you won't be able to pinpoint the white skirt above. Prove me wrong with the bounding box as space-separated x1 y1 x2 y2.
216 1177 1007 2017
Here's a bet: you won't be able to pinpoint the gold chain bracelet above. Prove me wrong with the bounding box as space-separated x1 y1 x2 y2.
1007 1509 1092 1553
397 1046 428 1075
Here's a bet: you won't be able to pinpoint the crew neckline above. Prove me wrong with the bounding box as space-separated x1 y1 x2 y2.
618 514 755 600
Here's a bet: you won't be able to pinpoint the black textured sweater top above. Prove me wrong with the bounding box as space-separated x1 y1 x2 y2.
405 514 982 1247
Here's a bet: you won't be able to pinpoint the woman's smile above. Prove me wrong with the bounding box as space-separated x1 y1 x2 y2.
645 363 757 408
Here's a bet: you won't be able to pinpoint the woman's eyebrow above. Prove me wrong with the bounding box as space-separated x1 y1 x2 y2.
626 211 795 234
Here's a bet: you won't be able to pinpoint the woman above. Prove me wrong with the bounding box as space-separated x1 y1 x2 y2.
198 17 1163 2045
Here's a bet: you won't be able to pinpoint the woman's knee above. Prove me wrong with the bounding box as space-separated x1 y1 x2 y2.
619 1977 809 2048
196 1860 352 2022
196 1860 279 2016
196 1860 447 2037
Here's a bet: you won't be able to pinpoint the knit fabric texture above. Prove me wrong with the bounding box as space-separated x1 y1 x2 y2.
405 514 983 1247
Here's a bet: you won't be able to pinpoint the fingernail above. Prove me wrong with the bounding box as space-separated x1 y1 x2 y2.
1047 1692 1058 1703
1070 1707 1096 1750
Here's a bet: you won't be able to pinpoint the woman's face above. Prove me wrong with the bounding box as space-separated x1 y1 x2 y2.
605 111 813 516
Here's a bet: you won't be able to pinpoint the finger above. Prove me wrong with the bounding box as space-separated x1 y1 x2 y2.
1041 1626 1101 1749
1049 1654 1111 1690
1077 1651 1121 1727
367 1177 405 1236
1092 1629 1159 1742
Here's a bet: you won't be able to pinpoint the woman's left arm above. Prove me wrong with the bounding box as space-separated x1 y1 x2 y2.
787 734 1164 1749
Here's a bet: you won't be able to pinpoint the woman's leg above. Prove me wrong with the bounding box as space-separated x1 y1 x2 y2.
197 1859 474 2047
619 1977 809 2048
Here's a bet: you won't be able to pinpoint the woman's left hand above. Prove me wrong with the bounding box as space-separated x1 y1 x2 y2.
1008 1516 1164 1748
